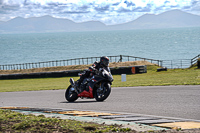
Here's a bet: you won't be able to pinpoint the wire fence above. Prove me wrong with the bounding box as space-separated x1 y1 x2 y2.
161 59 192 69
0 55 162 70
191 54 200 66
0 54 199 70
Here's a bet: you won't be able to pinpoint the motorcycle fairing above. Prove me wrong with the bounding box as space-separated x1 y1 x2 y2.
78 86 93 98
88 75 105 89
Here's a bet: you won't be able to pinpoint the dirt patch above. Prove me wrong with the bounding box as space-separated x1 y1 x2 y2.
0 61 156 75
110 61 156 67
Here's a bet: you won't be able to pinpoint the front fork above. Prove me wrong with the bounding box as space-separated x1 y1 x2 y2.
69 78 79 94
97 82 105 94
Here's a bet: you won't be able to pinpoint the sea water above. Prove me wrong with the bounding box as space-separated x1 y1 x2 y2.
0 27 200 65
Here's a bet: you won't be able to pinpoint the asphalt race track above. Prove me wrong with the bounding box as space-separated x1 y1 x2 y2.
0 85 200 120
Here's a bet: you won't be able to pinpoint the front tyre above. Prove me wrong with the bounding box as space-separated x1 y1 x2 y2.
65 85 78 102
94 82 111 101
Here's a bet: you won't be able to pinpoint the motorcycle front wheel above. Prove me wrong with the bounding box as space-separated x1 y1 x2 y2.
65 85 78 102
94 82 111 101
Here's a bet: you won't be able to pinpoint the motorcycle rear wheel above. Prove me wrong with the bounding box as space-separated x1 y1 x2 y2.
94 82 111 101
65 85 78 102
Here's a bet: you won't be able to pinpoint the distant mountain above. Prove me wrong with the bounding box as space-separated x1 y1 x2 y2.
0 9 200 33
78 21 107 31
0 15 107 33
113 9 200 29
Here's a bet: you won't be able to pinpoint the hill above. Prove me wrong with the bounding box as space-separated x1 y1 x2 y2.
0 9 200 33
0 16 107 33
110 9 200 30
131 9 200 29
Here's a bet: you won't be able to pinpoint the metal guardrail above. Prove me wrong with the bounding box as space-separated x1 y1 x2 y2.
191 54 200 66
161 59 192 69
0 54 199 70
117 55 162 66
0 55 162 70
161 54 200 69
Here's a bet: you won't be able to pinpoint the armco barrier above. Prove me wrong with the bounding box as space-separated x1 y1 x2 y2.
0 70 82 79
0 66 146 80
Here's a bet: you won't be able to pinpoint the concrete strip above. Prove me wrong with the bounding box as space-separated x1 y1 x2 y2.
152 122 200 129
100 114 141 119
113 116 159 121
135 119 183 124
12 110 168 132
4 107 200 131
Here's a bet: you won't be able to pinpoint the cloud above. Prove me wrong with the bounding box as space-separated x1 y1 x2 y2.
190 0 200 11
0 0 200 25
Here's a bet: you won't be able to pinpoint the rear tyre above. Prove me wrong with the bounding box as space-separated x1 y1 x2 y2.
94 82 111 101
65 85 78 102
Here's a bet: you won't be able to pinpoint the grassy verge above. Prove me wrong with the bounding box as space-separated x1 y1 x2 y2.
113 67 200 87
0 109 132 133
0 66 200 92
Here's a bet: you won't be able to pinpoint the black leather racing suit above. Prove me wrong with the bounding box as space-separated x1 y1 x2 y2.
77 61 110 88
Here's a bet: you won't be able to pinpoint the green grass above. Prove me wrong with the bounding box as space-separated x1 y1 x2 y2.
0 109 132 133
0 67 200 92
0 77 79 92
0 67 199 133
113 68 200 87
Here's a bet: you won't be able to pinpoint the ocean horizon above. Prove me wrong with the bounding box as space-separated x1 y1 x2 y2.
0 27 200 65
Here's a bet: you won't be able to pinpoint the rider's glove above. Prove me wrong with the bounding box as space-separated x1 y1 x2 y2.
94 69 99 75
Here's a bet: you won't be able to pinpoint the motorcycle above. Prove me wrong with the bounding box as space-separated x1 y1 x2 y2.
65 68 113 102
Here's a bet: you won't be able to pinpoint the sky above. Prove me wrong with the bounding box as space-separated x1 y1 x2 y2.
0 0 200 25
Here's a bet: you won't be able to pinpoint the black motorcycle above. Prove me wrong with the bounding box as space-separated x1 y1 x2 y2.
65 68 113 102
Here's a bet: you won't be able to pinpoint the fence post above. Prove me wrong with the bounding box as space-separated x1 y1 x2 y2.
81 58 83 65
119 55 122 62
171 60 173 69
191 59 193 66
198 58 200 69
181 60 182 68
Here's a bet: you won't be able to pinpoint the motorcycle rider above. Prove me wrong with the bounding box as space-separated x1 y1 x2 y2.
76 56 110 92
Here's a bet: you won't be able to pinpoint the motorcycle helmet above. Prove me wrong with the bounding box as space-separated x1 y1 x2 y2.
100 56 109 67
